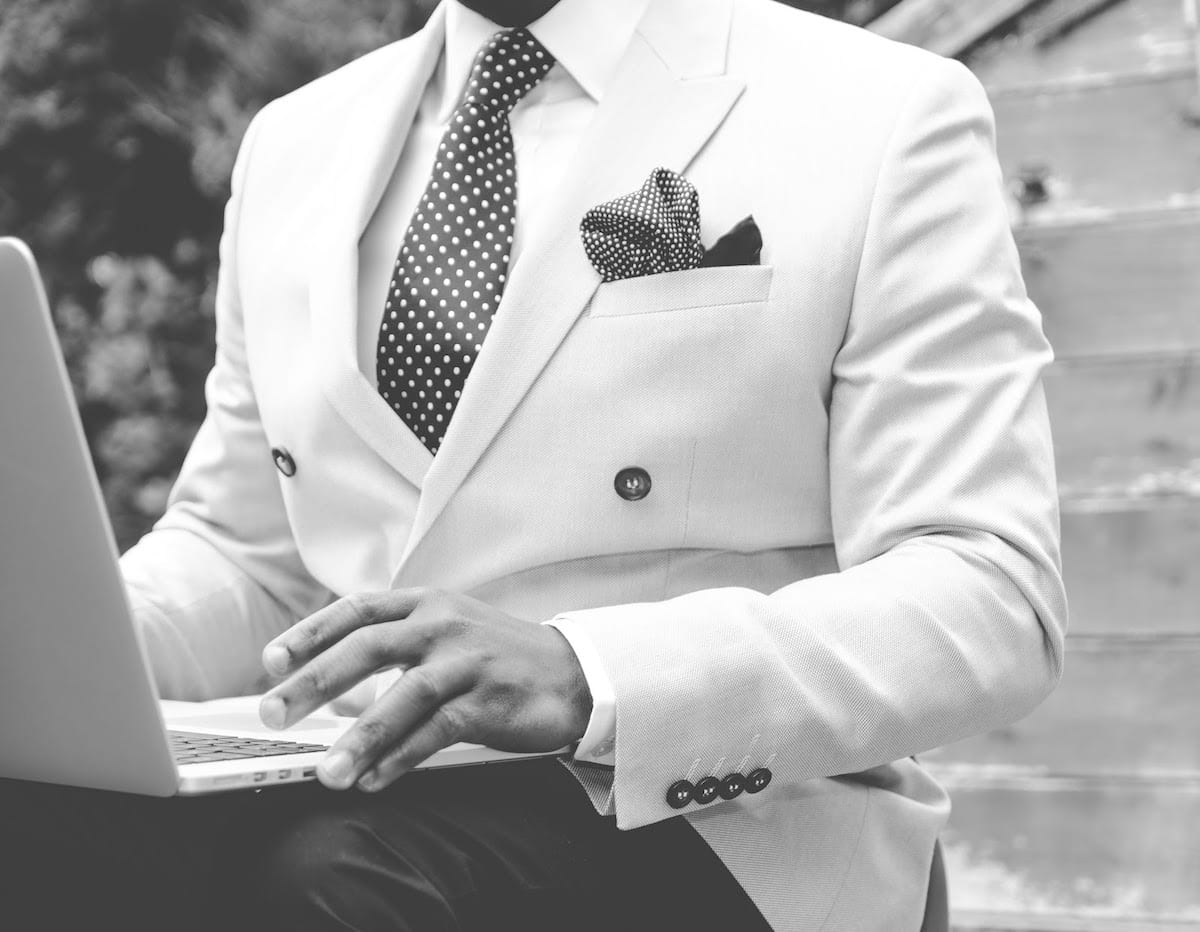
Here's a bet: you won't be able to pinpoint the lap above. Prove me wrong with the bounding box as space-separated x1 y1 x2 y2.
0 760 770 932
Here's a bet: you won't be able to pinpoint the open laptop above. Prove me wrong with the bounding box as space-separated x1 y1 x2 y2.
0 238 561 796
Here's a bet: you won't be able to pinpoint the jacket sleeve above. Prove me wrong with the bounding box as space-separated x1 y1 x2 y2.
549 57 1067 830
120 107 331 700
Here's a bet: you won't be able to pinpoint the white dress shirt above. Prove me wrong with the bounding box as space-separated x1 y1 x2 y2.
355 0 651 765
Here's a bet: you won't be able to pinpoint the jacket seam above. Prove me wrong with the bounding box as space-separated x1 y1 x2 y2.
841 57 941 348
817 784 873 931
229 103 274 312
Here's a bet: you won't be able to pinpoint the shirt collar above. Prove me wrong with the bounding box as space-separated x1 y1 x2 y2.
440 0 650 119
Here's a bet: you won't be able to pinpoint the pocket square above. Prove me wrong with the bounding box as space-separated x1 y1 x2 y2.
580 167 761 282
580 168 704 282
699 215 762 268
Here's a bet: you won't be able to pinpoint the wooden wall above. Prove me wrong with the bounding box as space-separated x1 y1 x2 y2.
876 0 1200 927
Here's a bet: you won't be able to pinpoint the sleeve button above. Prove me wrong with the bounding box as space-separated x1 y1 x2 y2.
666 779 695 809
718 773 746 800
694 776 721 805
746 767 772 794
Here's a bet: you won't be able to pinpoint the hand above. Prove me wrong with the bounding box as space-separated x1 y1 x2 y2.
258 589 592 792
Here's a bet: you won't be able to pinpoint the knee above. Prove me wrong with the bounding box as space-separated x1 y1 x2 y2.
248 808 452 932
253 812 366 924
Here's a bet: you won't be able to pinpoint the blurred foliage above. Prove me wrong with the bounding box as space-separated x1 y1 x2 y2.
0 0 897 550
0 0 429 546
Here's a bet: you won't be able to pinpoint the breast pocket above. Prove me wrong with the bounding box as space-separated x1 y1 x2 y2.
586 265 774 318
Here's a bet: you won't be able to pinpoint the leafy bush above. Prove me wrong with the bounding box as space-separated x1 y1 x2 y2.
1 0 427 546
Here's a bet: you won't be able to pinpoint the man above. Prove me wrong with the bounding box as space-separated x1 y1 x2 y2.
2 0 1066 928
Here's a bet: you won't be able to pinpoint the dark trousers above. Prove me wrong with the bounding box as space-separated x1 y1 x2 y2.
0 759 771 931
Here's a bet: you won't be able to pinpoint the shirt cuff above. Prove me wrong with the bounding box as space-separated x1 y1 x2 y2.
544 617 616 765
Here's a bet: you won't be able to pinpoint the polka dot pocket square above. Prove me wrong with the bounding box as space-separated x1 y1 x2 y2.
580 167 761 283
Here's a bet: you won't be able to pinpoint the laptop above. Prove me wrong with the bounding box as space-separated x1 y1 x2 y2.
0 238 562 796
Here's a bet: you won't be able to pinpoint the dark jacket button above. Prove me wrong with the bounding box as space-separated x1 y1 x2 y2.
271 447 297 478
694 776 721 805
614 467 651 501
719 773 746 800
746 767 772 794
666 779 694 809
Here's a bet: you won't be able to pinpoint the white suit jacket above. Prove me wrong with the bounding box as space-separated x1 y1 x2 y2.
120 0 1068 927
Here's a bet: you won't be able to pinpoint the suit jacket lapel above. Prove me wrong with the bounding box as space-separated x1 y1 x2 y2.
309 5 446 491
401 0 742 564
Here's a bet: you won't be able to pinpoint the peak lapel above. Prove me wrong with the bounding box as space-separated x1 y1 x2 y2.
400 0 743 566
309 6 445 491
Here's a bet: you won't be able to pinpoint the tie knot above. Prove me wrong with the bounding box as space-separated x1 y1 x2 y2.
460 29 555 115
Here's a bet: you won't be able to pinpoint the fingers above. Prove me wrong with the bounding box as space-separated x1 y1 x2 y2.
356 700 473 792
260 622 421 729
317 658 477 791
262 589 425 677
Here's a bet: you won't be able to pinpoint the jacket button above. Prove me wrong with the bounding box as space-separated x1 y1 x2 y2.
271 447 297 478
746 767 772 794
614 467 651 501
694 776 721 805
719 773 746 800
666 779 694 809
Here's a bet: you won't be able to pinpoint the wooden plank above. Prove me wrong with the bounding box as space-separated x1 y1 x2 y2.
1023 0 1131 48
954 908 1200 931
930 769 1200 791
1016 209 1200 360
1061 501 1200 635
869 0 1042 57
969 0 1194 88
990 71 1200 214
923 639 1200 773
1044 354 1200 500
940 779 1200 921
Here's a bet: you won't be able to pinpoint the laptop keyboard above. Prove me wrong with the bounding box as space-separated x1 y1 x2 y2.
168 730 328 765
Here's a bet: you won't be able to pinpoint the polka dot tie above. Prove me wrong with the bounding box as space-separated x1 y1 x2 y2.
579 167 705 283
377 30 555 454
